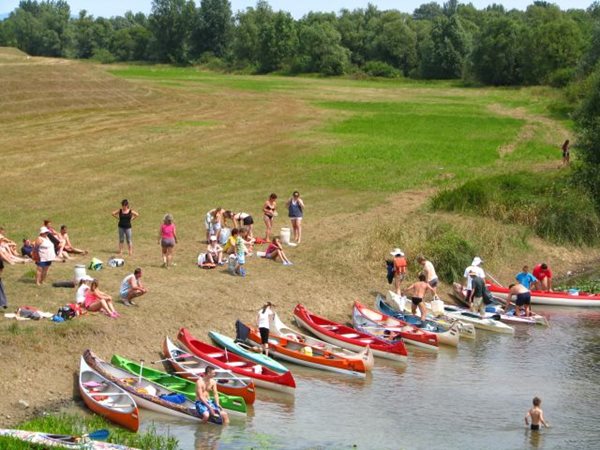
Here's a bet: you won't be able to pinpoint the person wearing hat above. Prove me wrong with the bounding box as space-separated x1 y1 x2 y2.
34 226 56 285
206 234 224 266
463 256 486 301
390 248 407 296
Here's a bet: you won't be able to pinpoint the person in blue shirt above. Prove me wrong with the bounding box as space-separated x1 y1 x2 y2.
515 265 537 290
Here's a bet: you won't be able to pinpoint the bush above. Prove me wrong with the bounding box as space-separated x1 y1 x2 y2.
547 67 576 87
91 48 116 64
430 172 600 245
363 60 400 78
422 223 477 283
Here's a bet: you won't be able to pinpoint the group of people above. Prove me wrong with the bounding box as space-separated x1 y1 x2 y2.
73 268 148 319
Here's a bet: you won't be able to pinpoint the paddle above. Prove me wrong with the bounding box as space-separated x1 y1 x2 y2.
84 429 110 441
138 359 144 385
485 271 505 288
151 354 193 365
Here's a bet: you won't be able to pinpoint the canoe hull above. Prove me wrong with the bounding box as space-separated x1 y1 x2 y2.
0 429 137 449
488 283 600 307
293 304 408 363
178 328 296 395
79 357 139 432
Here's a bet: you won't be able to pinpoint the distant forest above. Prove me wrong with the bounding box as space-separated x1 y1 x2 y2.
1 0 600 86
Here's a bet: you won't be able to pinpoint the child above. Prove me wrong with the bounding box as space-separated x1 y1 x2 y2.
206 235 224 265
234 227 253 277
525 397 549 431
405 273 436 321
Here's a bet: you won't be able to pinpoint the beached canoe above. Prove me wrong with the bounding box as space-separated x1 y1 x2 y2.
209 330 290 374
418 299 515 334
0 428 138 449
270 313 375 370
378 293 476 340
293 304 408 363
162 337 256 405
79 356 140 432
110 354 247 415
238 320 368 376
451 283 549 326
178 327 296 395
353 300 444 350
487 282 600 307
83 350 224 425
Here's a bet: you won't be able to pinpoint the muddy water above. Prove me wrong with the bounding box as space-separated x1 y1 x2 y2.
139 306 600 450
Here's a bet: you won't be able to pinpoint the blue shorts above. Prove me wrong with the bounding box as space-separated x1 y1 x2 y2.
237 254 245 265
36 261 52 267
195 399 218 416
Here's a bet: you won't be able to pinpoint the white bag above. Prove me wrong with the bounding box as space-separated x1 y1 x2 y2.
197 253 207 266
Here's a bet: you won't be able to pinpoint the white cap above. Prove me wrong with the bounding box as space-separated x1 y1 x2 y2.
209 235 217 241
390 248 404 257
472 256 483 266
39 226 50 234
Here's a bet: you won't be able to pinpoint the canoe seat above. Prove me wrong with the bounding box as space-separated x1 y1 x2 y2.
341 333 360 338
226 361 246 367
358 338 373 344
206 352 225 358
322 325 338 331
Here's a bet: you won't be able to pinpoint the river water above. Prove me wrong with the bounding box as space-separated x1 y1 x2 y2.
138 306 600 450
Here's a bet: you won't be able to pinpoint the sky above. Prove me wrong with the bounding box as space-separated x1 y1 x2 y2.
0 0 594 18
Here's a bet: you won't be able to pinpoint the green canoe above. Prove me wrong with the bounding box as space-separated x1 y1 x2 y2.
110 354 247 415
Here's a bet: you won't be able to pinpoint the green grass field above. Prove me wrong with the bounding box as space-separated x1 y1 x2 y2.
2 52 590 434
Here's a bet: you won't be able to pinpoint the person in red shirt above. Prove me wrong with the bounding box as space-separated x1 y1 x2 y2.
390 248 407 296
532 263 553 292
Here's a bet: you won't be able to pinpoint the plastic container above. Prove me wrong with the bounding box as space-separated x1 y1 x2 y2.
219 227 231 245
228 254 237 273
431 298 445 316
74 265 87 282
280 227 291 245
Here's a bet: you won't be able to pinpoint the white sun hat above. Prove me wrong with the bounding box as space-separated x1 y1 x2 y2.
390 248 405 257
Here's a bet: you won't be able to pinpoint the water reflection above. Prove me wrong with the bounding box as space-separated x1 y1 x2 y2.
128 307 600 449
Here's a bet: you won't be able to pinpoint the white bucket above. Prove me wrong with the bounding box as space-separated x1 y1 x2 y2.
431 298 445 316
253 365 262 374
280 228 291 245
74 265 87 282
228 254 237 273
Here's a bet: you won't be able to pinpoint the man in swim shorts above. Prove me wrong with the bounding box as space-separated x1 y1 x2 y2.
404 273 436 321
506 283 532 317
525 396 549 431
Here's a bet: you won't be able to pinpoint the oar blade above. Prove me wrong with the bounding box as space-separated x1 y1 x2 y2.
88 429 110 441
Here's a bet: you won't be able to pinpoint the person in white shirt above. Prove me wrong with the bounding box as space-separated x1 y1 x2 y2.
463 256 486 299
417 255 439 296
256 302 275 356
75 275 94 305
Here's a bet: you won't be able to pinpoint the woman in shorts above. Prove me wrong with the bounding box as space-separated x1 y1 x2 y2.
158 213 178 268
286 191 305 244
112 199 139 256
257 302 275 356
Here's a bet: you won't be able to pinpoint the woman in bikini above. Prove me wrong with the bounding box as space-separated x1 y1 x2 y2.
263 193 277 241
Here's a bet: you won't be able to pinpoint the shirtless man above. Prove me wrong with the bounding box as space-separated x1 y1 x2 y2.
195 366 229 425
405 273 436 321
60 225 87 255
525 397 549 431
506 283 532 317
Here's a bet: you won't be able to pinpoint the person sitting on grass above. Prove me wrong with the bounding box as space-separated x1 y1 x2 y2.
120 267 147 306
75 275 94 306
21 238 33 259
60 225 87 255
223 228 238 256
0 228 30 264
206 235 224 265
84 279 119 318
43 219 71 261
264 237 293 266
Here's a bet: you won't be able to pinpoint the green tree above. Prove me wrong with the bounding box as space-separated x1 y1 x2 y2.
148 0 196 63
367 11 417 76
192 0 233 58
231 0 273 69
297 19 350 75
421 14 471 79
257 10 297 72
470 15 523 85
413 2 443 21
574 66 600 211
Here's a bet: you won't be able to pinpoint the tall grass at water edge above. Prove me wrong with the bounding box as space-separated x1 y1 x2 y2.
0 413 179 449
430 172 600 246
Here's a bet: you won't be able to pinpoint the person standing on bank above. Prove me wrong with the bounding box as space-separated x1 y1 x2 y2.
112 199 139 256
417 255 439 296
34 226 56 286
158 213 178 268
561 139 570 166
263 193 278 241
257 302 275 356
390 248 407 296
0 260 8 309
286 191 305 245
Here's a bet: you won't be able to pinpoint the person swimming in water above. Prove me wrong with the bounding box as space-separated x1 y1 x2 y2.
525 397 549 431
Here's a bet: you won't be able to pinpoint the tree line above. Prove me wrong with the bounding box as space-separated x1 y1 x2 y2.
0 0 599 86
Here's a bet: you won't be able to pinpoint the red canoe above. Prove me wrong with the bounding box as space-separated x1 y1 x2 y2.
177 328 296 395
162 336 257 404
293 304 408 363
488 282 600 307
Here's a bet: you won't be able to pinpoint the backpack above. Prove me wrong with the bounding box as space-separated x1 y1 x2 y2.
88 258 103 271
385 260 394 284
57 305 76 320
